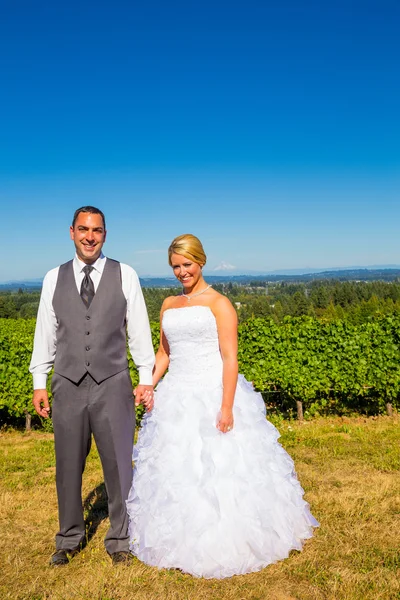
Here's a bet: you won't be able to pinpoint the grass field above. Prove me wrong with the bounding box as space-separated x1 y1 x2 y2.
1 416 399 600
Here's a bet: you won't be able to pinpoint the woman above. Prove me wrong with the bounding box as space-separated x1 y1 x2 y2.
127 234 318 579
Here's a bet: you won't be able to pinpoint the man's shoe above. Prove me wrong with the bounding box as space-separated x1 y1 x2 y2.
49 549 69 566
49 545 82 566
110 551 134 565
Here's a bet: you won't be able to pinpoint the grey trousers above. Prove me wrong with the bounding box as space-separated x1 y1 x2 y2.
51 369 134 554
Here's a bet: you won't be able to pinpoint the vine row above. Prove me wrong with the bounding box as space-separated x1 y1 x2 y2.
1 315 398 427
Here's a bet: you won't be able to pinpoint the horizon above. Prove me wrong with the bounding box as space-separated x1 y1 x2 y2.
2 263 400 286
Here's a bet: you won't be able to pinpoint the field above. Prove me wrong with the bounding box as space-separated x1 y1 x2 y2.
1 416 399 600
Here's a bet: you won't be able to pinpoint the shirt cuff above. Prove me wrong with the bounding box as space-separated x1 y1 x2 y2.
137 367 153 386
33 374 48 390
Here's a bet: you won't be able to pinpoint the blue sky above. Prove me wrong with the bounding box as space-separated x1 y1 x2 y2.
1 0 399 280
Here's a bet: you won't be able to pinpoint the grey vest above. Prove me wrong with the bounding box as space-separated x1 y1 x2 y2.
52 259 128 384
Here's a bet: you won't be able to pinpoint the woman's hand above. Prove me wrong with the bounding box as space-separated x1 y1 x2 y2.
217 408 234 434
134 385 154 412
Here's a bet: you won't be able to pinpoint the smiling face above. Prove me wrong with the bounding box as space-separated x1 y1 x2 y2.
170 252 203 289
70 212 106 264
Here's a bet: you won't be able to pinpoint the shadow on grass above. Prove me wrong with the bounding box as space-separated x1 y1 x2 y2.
84 482 109 543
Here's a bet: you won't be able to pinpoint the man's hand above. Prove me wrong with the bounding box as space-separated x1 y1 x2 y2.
134 384 154 412
33 389 51 418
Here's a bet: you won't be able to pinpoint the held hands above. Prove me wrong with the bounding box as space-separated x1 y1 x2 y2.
134 385 154 412
217 407 234 434
32 389 51 418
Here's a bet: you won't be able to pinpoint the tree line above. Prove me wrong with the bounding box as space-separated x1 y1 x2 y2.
214 279 400 324
3 279 400 325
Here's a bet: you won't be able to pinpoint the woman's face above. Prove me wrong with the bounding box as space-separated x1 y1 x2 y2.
170 253 203 287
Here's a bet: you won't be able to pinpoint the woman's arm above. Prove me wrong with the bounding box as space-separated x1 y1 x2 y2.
213 295 238 433
152 301 171 387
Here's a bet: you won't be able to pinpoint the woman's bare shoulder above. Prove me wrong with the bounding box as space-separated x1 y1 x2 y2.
160 296 179 312
208 290 237 317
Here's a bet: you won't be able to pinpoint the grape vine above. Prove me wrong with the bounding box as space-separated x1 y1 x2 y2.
1 315 399 428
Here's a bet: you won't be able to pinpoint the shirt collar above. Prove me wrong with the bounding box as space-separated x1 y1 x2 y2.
74 252 106 274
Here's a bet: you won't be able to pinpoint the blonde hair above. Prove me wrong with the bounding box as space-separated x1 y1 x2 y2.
168 234 207 267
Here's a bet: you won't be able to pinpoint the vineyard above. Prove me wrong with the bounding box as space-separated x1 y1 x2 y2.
0 315 399 428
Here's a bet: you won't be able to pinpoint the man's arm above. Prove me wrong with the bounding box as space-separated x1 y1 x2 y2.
122 265 155 407
29 269 58 417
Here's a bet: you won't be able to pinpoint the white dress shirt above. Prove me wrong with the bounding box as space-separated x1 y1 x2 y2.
29 254 155 389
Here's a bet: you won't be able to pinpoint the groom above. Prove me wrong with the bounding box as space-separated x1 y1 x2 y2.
30 206 155 566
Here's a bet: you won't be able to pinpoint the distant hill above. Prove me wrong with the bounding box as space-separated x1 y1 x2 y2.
136 268 400 286
2 267 400 291
0 281 43 292
259 268 400 283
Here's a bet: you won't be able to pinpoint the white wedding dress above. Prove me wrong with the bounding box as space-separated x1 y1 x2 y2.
127 305 318 579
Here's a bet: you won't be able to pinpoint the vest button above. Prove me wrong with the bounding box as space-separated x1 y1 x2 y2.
86 361 90 366
86 331 90 335
86 346 90 351
86 316 91 320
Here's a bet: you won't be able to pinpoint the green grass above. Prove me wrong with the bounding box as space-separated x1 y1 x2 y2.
1 416 399 600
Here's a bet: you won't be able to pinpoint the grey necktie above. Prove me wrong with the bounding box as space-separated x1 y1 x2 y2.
80 265 95 308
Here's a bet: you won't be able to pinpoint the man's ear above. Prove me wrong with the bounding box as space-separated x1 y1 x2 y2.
69 226 74 240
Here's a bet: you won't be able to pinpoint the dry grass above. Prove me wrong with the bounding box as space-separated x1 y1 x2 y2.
0 416 399 600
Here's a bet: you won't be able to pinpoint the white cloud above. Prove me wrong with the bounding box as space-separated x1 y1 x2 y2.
213 261 237 271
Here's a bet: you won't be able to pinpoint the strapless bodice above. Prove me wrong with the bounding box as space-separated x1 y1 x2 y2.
162 305 223 384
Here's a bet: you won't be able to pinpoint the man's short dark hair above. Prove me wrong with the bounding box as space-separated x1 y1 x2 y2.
72 206 106 230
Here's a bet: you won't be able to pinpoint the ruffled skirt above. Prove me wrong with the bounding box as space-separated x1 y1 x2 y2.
126 374 318 579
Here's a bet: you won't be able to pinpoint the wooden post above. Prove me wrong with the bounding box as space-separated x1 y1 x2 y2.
25 411 32 432
386 402 393 417
296 400 304 421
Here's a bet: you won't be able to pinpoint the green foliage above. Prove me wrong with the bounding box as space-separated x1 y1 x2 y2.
0 295 18 319
3 280 400 326
0 319 38 421
142 288 180 322
1 314 400 428
237 315 400 416
230 279 400 324
0 291 41 319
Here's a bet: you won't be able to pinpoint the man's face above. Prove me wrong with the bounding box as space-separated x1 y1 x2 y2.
70 212 106 264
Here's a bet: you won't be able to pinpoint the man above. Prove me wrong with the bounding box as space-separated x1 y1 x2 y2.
30 206 155 566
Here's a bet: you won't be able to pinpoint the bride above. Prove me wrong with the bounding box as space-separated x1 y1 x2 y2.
127 234 319 579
